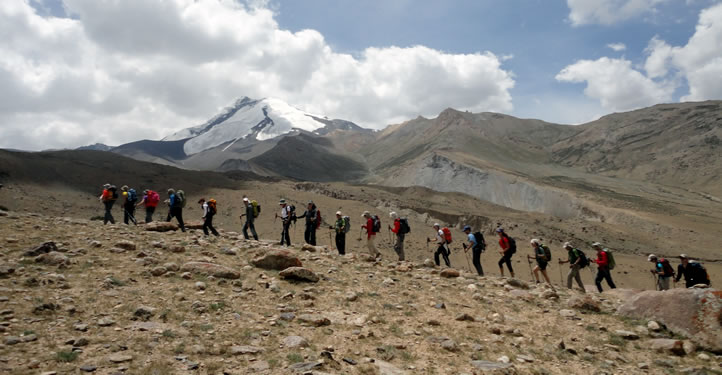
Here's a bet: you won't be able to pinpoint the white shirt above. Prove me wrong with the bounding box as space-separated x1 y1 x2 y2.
436 229 445 245
202 202 209 218
280 205 289 219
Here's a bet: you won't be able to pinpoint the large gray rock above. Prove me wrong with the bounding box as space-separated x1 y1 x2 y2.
250 249 302 270
617 288 722 353
180 262 240 279
279 267 319 283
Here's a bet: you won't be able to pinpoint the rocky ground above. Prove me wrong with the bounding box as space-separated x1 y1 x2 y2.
0 210 720 375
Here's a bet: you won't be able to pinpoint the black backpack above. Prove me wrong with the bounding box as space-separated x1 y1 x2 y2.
507 236 517 254
473 231 486 250
399 218 411 234
371 215 381 233
540 245 552 262
109 185 118 200
574 248 589 268
660 259 675 277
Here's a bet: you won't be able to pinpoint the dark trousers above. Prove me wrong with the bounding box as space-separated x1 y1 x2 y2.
304 224 317 246
498 252 514 274
166 206 186 232
203 213 219 236
145 206 155 223
280 220 291 246
472 246 484 276
595 268 616 292
123 204 136 225
335 232 346 255
394 234 405 261
434 244 451 267
243 220 259 240
103 201 115 224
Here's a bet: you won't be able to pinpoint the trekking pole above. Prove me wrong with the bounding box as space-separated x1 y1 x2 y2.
124 209 137 225
559 264 563 285
527 259 534 282
329 229 332 247
464 247 472 273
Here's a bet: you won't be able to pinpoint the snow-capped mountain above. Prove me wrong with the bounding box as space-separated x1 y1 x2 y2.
163 97 338 155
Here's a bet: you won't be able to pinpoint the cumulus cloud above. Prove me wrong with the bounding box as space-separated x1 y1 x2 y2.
558 3 722 111
0 0 514 150
567 0 666 26
607 43 627 51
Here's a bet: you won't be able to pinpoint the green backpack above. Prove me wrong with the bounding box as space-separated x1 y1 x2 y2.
605 249 616 270
176 190 187 208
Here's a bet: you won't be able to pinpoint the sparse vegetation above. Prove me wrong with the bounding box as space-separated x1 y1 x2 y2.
55 351 79 363
286 353 303 364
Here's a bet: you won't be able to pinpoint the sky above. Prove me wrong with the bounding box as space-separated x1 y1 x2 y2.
1 0 721 150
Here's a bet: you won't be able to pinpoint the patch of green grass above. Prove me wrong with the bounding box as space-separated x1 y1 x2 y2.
199 324 213 332
23 330 35 335
404 310 415 317
56 351 79 363
618 316 646 327
400 350 415 362
367 292 380 298
19 258 35 265
210 302 226 311
138 360 175 375
161 330 176 338
382 303 394 310
389 323 402 337
608 334 629 348
173 342 186 354
107 276 126 287
267 358 279 369
585 325 596 332
286 353 303 364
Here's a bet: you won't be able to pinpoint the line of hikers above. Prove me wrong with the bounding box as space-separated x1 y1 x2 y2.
100 187 711 292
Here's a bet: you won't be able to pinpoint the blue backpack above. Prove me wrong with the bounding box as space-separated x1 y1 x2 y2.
127 189 138 204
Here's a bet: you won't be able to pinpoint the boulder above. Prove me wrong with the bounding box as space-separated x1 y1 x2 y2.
279 267 320 283
114 240 136 251
180 262 240 279
145 222 178 232
440 268 460 278
648 339 685 356
24 242 58 257
568 294 601 312
35 252 69 266
283 335 309 348
422 258 436 268
506 278 529 290
250 249 302 270
185 221 204 230
617 288 722 353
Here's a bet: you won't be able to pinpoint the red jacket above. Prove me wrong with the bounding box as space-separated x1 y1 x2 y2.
595 251 609 269
362 217 375 239
101 189 113 202
499 236 510 251
391 219 400 234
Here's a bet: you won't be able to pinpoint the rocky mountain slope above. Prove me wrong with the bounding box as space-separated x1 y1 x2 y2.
0 209 720 374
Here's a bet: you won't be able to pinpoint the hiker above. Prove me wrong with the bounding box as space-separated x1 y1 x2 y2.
165 188 186 232
527 239 554 289
296 201 319 246
198 198 219 236
361 211 380 259
120 185 137 225
462 225 484 276
240 197 259 240
427 223 451 267
648 254 674 291
275 199 292 246
496 228 515 278
98 183 116 225
592 242 616 292
675 254 711 288
136 189 159 223
388 212 405 261
558 242 586 293
329 211 346 255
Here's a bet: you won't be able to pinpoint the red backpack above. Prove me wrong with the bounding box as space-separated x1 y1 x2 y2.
147 190 160 207
659 258 675 277
315 209 322 229
442 227 453 244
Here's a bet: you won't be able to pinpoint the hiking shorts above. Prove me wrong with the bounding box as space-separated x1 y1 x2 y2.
536 259 548 271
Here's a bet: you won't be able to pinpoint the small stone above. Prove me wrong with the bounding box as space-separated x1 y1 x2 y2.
283 335 309 348
697 353 710 360
133 306 155 321
297 314 330 327
108 354 133 363
74 323 89 332
497 356 510 364
559 309 577 318
114 240 136 250
647 320 661 331
195 282 207 291
79 365 97 372
648 339 685 356
423 258 436 268
4 336 20 345
506 278 529 289
637 363 649 369
441 339 458 352
278 267 320 283
230 345 264 355
455 313 475 322
615 330 639 340
97 317 116 327
440 268 460 278
345 292 359 302
150 267 167 276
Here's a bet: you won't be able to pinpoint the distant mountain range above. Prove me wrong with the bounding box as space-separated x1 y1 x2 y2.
80 97 721 219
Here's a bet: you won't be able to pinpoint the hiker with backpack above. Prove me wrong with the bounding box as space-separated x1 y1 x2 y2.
120 185 137 225
136 189 159 223
361 211 380 259
427 223 451 267
275 199 292 246
165 188 186 232
296 200 319 246
329 211 348 255
388 212 408 261
648 254 674 290
98 183 117 225
675 254 710 288
462 225 485 276
558 242 587 293
240 197 259 241
527 239 555 289
592 242 616 292
496 228 515 278
198 198 219 236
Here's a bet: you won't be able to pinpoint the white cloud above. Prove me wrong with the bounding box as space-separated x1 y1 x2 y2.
0 0 515 150
558 3 722 111
607 43 627 51
567 0 666 26
555 57 675 111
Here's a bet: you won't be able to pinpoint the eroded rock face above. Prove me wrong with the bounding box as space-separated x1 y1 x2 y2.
250 249 302 270
617 288 722 353
180 262 240 279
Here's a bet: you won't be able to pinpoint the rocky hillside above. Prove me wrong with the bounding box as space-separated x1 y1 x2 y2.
0 210 720 374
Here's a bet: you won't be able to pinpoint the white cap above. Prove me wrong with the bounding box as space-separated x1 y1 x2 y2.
433 223 440 228
243 197 249 202
531 239 541 245
389 211 398 219
336 211 342 215
592 242 602 248
647 254 657 261
362 211 370 217
563 242 573 249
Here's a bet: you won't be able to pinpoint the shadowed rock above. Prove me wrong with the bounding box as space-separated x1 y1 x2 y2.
279 267 320 283
145 222 178 232
180 262 240 279
250 249 302 270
